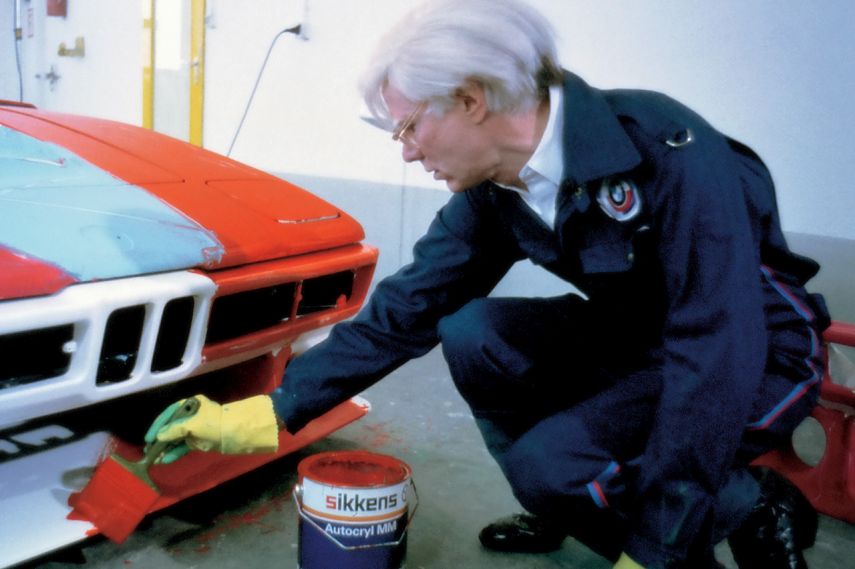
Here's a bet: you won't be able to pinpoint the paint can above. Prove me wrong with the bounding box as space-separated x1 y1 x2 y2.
294 450 417 569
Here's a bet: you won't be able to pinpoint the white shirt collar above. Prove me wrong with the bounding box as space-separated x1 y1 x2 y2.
523 85 564 187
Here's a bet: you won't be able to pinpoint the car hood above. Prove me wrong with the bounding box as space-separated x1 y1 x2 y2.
0 106 365 301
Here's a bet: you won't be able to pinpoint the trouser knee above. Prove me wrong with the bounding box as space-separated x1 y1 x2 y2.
437 298 521 398
436 299 483 363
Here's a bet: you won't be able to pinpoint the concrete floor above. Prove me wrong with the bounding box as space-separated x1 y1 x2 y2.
21 348 855 569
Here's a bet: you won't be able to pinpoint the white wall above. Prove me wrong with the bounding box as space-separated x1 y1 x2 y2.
3 0 854 241
204 0 422 186
5 0 140 121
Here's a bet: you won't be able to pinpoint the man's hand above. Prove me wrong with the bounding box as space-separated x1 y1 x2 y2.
144 394 280 464
613 553 645 569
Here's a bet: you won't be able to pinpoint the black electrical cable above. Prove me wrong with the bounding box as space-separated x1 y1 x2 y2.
227 23 301 157
13 0 23 101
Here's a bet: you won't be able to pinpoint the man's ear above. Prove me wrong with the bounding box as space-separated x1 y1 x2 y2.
455 80 489 124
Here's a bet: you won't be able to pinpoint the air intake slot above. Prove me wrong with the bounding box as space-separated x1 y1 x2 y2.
206 282 296 344
152 296 195 372
97 305 146 385
297 271 354 316
0 324 74 390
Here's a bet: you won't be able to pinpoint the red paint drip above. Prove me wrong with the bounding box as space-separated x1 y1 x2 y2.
358 422 405 449
363 423 392 447
191 494 289 551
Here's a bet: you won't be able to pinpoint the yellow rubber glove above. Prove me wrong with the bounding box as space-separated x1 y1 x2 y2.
614 553 646 569
144 394 279 463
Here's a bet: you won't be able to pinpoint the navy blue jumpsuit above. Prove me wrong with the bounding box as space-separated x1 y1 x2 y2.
273 72 829 568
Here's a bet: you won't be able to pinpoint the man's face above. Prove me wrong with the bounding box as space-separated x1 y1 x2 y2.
382 84 497 193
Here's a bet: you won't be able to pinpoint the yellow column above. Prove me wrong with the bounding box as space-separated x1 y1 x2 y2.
189 0 206 146
142 0 155 129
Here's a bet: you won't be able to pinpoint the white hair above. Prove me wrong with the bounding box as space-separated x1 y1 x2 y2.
360 0 562 128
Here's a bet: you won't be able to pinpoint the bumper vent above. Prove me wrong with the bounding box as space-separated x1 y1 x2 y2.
206 282 297 344
205 270 356 345
298 271 355 316
0 325 74 390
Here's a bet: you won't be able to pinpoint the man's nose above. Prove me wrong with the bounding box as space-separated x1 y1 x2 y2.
401 141 423 163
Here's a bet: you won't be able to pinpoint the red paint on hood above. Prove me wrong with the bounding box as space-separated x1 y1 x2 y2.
0 246 77 300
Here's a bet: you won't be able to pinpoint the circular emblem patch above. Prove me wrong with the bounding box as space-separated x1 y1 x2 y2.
597 177 641 222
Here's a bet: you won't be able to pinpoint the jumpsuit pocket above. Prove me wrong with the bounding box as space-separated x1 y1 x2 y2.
578 240 635 274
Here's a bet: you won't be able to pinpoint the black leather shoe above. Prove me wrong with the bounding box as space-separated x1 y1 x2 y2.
479 513 566 553
728 467 818 569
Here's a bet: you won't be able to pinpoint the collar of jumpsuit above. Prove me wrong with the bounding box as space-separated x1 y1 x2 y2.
491 85 565 229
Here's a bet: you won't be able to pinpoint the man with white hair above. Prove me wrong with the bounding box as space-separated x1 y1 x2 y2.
147 1 829 567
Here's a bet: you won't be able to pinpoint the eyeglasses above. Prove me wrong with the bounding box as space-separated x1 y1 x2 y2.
391 101 427 146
